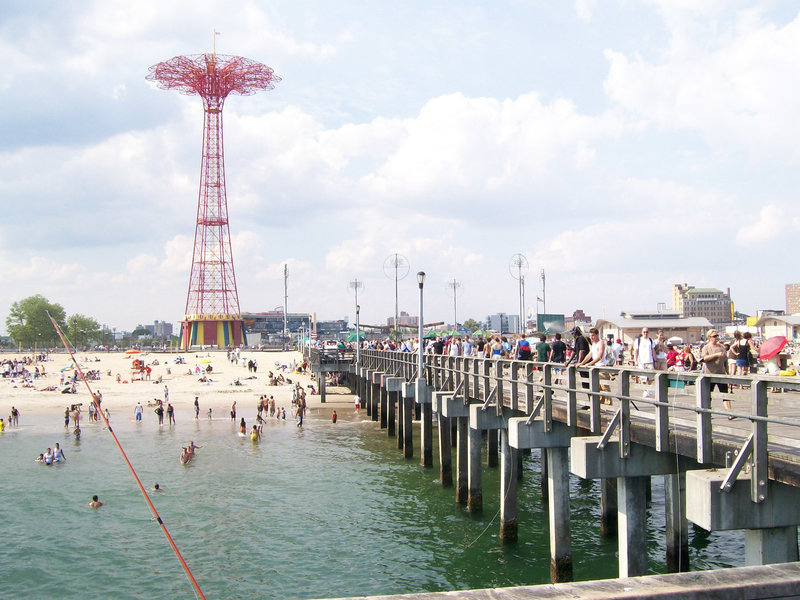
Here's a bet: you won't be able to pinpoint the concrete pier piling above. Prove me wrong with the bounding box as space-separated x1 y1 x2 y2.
467 424 483 513
456 417 469 503
499 429 519 542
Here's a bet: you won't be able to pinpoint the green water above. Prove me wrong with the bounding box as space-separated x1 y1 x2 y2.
1 409 743 599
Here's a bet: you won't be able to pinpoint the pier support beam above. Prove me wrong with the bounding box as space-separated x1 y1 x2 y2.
433 392 453 486
319 373 326 403
400 382 416 459
547 447 573 583
686 470 800 566
471 405 516 541
467 424 482 513
601 479 618 537
499 429 518 542
619 475 649 578
665 473 689 572
363 369 372 418
509 418 574 583
416 380 433 468
385 377 403 439
487 430 499 467
442 393 471 502
571 437 702 578
379 377 388 429
370 371 380 422
456 417 468 503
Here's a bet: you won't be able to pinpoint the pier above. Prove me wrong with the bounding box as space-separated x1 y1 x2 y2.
310 347 800 593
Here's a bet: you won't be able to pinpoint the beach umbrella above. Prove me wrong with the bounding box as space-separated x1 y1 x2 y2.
423 331 437 339
472 329 485 337
667 336 683 345
345 331 366 342
759 336 788 360
125 349 141 354
200 359 212 363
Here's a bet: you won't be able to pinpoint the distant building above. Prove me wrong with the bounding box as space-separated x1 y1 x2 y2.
242 311 312 335
485 313 519 333
153 320 173 340
386 311 418 327
621 309 681 320
564 309 592 332
672 283 733 326
597 316 713 346
754 314 800 340
786 283 800 314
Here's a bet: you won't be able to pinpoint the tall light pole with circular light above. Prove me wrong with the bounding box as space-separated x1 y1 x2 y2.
447 278 462 330
509 253 529 334
355 304 361 367
383 253 409 342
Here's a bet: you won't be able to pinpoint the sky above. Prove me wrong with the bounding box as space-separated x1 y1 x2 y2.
2 0 799 335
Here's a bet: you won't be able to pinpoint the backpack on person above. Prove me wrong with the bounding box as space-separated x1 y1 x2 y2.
517 339 531 359
602 344 616 366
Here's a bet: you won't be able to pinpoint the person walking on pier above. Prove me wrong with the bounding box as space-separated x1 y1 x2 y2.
700 330 734 418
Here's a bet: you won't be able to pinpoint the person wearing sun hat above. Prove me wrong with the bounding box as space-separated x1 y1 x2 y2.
700 329 735 418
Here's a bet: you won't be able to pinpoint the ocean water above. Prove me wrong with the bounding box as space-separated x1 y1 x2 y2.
1 408 744 600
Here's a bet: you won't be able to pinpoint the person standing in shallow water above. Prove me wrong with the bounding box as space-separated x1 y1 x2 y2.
194 397 200 420
331 410 337 423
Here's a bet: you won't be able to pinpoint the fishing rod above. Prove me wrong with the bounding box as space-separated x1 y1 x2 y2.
48 313 206 600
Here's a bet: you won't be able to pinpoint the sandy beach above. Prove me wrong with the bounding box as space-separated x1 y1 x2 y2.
0 349 356 428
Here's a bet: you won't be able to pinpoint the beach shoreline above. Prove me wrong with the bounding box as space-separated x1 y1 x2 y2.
0 349 356 430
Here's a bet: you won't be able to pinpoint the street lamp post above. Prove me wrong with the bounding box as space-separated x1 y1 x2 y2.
416 271 433 468
417 272 425 377
355 304 361 368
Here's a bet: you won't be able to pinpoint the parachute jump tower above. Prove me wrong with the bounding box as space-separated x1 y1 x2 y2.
147 53 280 349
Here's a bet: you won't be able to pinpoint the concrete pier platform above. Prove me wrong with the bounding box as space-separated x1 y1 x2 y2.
315 561 800 600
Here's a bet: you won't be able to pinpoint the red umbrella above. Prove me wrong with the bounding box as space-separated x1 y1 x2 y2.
759 336 787 360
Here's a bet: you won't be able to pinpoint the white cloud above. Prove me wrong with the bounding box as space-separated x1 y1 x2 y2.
736 203 800 245
604 8 800 162
575 0 596 22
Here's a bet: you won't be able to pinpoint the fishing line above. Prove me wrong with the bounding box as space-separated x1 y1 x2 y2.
48 314 207 600
667 365 689 571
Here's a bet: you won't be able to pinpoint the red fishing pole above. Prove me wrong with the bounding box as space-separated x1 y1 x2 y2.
48 314 206 599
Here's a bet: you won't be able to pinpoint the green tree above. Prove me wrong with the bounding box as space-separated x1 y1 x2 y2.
66 314 102 348
462 318 481 332
131 325 149 339
5 295 67 347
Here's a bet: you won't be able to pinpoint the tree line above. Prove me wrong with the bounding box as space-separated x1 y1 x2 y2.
5 294 102 348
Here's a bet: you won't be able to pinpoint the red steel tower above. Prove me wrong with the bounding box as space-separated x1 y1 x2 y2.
147 53 280 349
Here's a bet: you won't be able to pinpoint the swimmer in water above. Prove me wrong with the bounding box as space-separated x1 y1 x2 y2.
179 447 191 465
53 443 66 462
152 483 162 492
89 495 103 508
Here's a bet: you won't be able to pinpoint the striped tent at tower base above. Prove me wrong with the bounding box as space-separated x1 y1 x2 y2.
181 317 246 349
